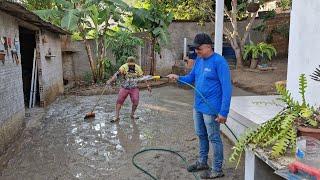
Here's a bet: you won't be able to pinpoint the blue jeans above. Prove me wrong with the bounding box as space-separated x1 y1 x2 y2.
193 109 223 172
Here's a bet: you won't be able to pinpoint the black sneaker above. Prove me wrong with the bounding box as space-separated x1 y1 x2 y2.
187 161 209 172
200 170 224 179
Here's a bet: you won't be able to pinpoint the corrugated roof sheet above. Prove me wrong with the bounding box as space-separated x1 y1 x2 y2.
0 1 70 34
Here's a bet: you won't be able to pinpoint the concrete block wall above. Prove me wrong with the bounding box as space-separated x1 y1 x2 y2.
62 53 74 81
70 40 92 79
65 40 115 81
155 21 215 75
156 20 266 75
39 31 64 106
63 15 289 78
0 11 25 154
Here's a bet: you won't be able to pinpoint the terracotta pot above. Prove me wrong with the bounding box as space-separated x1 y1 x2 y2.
247 3 259 13
297 126 320 140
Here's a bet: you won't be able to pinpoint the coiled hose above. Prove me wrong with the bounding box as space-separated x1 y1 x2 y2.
131 78 238 180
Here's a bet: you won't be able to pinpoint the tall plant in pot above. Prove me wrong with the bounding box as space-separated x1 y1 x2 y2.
229 74 320 167
243 42 277 69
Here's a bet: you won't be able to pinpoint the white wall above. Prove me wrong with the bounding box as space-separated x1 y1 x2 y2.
287 0 320 106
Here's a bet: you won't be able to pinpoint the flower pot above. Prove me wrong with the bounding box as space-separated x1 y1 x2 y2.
298 126 320 140
247 2 259 13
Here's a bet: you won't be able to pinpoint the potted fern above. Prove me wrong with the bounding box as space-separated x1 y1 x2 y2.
243 42 277 69
229 74 320 167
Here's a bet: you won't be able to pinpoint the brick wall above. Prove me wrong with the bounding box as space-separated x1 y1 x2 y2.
0 11 25 153
0 11 25 123
38 31 64 106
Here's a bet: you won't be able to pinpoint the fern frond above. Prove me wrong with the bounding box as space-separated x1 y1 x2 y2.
262 129 287 147
271 134 290 157
299 74 307 107
306 118 318 127
255 112 286 144
276 83 296 108
288 128 297 152
263 113 294 146
229 130 254 163
280 113 297 129
310 65 320 82
271 125 298 158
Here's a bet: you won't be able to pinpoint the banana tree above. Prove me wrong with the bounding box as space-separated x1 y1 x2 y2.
35 0 129 82
83 0 129 80
131 0 173 75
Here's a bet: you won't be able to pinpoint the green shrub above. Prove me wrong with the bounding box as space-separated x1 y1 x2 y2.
243 42 277 61
83 71 93 85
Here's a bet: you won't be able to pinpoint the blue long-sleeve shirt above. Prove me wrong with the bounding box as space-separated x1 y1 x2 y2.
179 53 232 117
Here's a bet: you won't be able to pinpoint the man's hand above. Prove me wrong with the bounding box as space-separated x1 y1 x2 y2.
215 114 227 124
167 74 179 80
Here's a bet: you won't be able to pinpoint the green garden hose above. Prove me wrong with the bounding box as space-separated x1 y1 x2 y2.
176 79 239 142
131 78 238 180
132 148 200 180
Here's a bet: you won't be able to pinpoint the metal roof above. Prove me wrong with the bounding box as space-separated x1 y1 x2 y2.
0 1 70 35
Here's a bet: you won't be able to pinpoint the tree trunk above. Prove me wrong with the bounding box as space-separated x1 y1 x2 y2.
235 47 243 69
250 58 258 69
79 26 97 82
83 39 97 82
150 37 156 75
96 36 105 81
229 38 243 69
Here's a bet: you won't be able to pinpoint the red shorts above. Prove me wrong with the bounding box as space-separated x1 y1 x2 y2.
116 88 139 105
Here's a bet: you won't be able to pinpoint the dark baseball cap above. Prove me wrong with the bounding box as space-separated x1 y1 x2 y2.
193 33 213 48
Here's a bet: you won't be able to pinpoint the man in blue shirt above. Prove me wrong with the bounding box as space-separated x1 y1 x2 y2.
167 33 232 179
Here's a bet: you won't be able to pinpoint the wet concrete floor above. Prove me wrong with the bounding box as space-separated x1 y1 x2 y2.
1 86 250 180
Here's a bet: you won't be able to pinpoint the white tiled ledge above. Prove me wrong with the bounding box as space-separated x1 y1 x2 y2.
221 95 284 143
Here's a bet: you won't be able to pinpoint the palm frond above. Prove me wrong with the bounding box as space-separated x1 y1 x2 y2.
310 65 320 82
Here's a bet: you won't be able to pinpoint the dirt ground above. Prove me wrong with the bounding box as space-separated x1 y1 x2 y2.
66 58 288 97
0 86 245 180
0 59 286 179
231 58 288 95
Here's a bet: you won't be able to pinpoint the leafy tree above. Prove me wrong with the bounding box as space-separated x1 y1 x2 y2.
131 0 175 75
105 29 143 76
35 0 130 82
189 0 262 69
276 0 292 11
166 0 263 69
21 0 55 11
165 0 246 21
223 0 262 69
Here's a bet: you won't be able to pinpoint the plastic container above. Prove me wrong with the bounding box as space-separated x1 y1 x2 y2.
296 136 320 169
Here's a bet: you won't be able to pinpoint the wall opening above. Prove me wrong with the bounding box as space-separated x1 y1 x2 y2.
19 26 39 107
